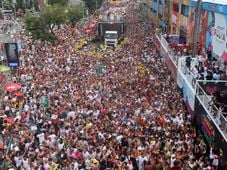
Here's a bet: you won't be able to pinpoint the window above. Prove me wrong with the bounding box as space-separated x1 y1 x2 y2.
151 0 158 13
173 3 179 13
179 28 187 44
172 25 176 34
181 4 189 17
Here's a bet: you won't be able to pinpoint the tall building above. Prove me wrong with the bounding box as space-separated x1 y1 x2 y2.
169 0 190 43
149 0 169 31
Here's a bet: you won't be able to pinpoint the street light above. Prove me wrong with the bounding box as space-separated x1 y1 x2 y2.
12 1 16 19
79 1 85 19
23 0 27 13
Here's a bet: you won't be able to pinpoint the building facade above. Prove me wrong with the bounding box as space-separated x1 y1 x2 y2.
169 0 190 43
149 0 169 30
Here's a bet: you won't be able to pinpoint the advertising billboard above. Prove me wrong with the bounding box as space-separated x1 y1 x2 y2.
211 13 227 57
4 43 20 67
198 81 227 95
194 97 227 160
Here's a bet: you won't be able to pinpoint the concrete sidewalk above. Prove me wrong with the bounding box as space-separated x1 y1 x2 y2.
0 19 24 43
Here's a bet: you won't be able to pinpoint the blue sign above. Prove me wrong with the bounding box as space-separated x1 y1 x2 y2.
190 0 227 14
151 2 157 12
216 4 227 14
9 62 19 67
202 2 216 12
190 0 197 8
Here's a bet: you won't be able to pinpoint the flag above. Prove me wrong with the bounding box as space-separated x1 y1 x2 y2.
41 96 48 108
38 0 45 12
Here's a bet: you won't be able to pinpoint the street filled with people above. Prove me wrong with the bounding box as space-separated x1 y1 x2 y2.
0 1 226 170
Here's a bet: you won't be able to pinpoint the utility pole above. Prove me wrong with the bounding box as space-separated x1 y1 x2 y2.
23 0 27 13
167 0 171 33
12 0 17 19
32 0 35 13
82 1 84 18
192 0 202 57
156 0 159 27
2 0 5 20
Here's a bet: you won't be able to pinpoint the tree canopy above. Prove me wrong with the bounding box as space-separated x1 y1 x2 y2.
24 15 53 42
48 0 68 6
41 4 67 33
83 0 104 13
67 5 84 26
23 4 85 42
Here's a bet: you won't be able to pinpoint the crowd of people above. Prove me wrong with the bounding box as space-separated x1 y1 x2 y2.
162 32 227 81
185 53 227 81
0 1 226 170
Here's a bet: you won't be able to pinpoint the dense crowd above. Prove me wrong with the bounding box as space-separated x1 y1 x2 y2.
0 1 226 170
163 33 227 81
185 53 227 81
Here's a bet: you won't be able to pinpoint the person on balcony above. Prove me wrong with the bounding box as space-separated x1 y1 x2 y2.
185 56 192 73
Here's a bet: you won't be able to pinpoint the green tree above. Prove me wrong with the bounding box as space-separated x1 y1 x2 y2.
24 4 68 42
41 4 67 33
67 5 84 26
1 0 15 10
24 15 56 42
83 0 104 13
48 0 68 6
24 3 86 42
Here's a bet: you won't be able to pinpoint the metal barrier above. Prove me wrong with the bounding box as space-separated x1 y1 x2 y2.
196 83 227 139
160 35 168 52
178 56 197 88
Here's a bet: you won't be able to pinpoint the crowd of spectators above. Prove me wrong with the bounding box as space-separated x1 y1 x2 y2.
0 1 226 170
187 52 227 81
162 34 227 81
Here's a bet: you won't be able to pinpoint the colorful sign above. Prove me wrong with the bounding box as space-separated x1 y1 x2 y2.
187 8 195 44
190 1 227 15
188 8 208 51
198 81 227 95
199 11 209 51
194 97 215 144
211 13 227 57
38 0 48 12
194 97 227 160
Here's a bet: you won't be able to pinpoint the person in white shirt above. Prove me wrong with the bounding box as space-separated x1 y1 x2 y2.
170 154 176 168
14 156 22 168
212 154 219 168
36 133 45 144
127 160 134 170
22 157 30 170
136 154 147 170
73 161 79 170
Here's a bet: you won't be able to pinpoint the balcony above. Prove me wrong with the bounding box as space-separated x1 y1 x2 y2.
155 32 227 143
